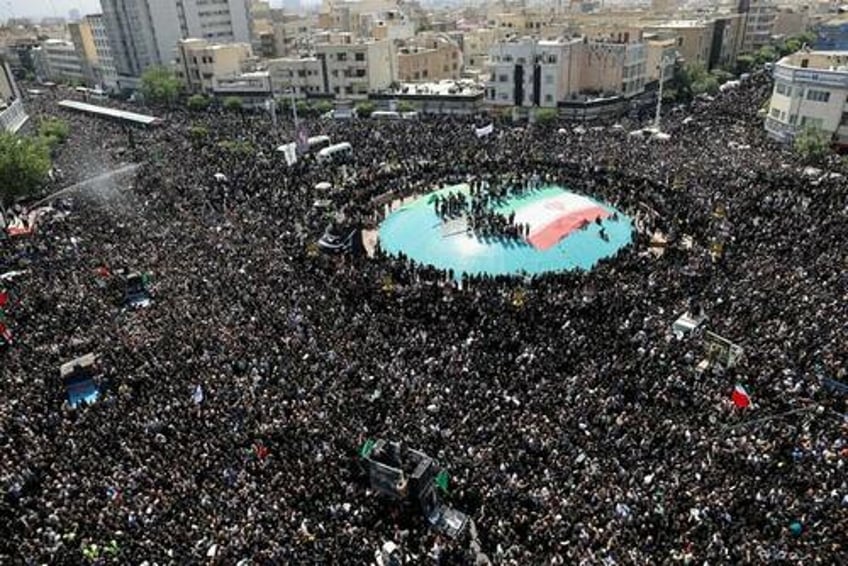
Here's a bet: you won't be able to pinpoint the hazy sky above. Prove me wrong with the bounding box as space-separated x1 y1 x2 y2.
3 0 317 22
4 0 103 21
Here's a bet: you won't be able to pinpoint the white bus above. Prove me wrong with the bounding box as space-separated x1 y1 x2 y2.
317 142 353 162
307 135 332 151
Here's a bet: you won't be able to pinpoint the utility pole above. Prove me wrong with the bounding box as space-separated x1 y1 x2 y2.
654 54 674 131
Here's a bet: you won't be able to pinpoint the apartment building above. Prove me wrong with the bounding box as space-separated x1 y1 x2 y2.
265 56 324 96
460 28 497 71
315 36 395 97
366 10 416 41
212 70 272 106
68 21 99 85
397 33 462 82
486 36 648 108
742 0 778 52
40 39 88 84
0 56 28 133
486 38 581 107
765 50 848 146
576 40 647 98
175 39 253 94
100 0 251 88
645 37 678 84
85 14 119 90
269 9 313 58
643 20 715 67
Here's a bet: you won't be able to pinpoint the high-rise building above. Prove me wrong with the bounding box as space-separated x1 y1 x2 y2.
99 0 252 88
85 14 119 90
0 55 29 133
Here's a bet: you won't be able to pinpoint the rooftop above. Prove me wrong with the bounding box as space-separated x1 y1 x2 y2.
779 50 848 71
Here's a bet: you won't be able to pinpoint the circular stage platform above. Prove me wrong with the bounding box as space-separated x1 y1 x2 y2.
378 184 633 277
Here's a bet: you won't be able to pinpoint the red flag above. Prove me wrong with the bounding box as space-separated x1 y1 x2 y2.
95 266 111 278
0 290 8 308
254 443 269 460
731 385 751 408
0 322 12 343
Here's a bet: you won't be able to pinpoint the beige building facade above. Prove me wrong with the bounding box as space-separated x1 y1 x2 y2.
175 39 253 94
766 50 848 145
397 34 462 82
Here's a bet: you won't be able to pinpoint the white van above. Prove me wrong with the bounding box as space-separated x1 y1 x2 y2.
317 142 353 162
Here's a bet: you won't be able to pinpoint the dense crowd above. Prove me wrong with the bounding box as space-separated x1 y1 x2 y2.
1 72 847 564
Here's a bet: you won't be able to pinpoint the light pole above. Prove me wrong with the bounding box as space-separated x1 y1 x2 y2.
654 54 675 131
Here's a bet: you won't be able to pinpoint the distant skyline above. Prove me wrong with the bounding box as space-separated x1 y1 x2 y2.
2 0 323 23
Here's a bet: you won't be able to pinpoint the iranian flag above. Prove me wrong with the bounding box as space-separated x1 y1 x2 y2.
731 385 751 408
513 192 610 250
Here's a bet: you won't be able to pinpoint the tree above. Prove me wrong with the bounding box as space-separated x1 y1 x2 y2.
223 96 243 112
735 54 755 75
710 68 735 85
38 117 69 149
0 133 51 207
794 126 830 164
313 100 334 115
295 100 311 117
691 75 719 96
534 108 558 124
188 125 208 141
140 66 181 105
187 94 210 111
753 46 778 66
396 100 416 113
355 101 376 118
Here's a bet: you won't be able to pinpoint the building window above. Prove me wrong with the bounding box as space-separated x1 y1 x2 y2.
355 52 365 62
770 107 780 118
789 114 798 125
807 89 830 103
545 94 553 102
337 52 347 61
498 74 508 82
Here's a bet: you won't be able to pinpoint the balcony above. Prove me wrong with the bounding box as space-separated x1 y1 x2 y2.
0 99 28 133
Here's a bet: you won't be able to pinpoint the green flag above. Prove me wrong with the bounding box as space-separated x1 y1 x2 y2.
435 470 449 493
359 439 376 458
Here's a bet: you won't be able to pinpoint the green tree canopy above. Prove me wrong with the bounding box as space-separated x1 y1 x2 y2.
140 66 181 105
38 117 70 150
0 133 52 206
312 100 334 115
735 54 755 75
794 126 831 164
534 107 558 124
223 96 243 112
187 94 210 111
355 101 376 118
396 100 416 113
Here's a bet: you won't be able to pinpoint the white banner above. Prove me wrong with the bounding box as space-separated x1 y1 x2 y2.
474 123 494 138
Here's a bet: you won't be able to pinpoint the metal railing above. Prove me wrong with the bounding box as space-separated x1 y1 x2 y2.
0 99 28 133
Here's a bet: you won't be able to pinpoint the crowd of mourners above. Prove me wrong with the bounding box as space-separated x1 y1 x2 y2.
1 70 847 564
